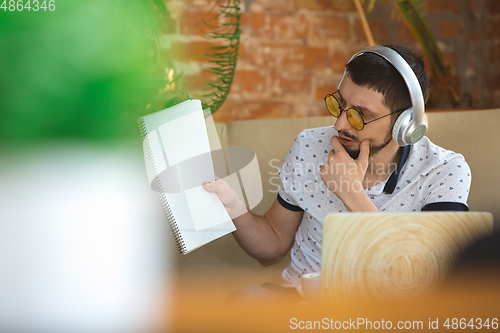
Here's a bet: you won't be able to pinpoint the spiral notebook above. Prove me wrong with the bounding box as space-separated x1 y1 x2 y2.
138 99 235 254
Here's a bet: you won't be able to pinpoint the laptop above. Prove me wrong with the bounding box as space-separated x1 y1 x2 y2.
321 212 494 303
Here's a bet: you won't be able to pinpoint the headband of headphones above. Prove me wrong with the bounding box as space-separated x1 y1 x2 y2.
339 45 426 146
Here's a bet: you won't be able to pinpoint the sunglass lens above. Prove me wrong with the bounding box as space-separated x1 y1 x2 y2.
325 95 341 117
347 109 364 130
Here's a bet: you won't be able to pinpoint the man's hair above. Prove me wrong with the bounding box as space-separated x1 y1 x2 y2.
345 45 430 114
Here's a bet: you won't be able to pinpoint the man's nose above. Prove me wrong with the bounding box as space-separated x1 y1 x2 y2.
334 109 352 132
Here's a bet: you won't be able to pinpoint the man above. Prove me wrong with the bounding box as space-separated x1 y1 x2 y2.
203 45 471 301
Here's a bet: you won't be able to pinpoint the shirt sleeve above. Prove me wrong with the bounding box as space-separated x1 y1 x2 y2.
277 133 303 211
421 153 471 208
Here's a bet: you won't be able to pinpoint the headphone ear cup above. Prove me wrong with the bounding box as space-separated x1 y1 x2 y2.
392 109 413 146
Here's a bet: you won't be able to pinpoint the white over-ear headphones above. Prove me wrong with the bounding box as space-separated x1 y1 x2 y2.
339 45 427 146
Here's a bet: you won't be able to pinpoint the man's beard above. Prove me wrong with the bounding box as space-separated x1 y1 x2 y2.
339 130 393 159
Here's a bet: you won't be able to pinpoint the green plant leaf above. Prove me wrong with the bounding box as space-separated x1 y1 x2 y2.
198 0 241 115
392 0 447 76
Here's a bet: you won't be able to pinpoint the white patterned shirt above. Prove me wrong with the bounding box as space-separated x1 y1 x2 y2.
277 125 471 287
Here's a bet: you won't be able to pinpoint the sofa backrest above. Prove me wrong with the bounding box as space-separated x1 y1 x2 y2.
424 109 500 228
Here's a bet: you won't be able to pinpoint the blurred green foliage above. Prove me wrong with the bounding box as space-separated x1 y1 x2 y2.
0 0 175 144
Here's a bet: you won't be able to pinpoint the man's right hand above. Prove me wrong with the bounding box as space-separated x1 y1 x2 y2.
203 177 248 219
204 177 303 266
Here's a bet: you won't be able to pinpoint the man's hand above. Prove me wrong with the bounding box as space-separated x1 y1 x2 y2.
320 136 370 202
203 177 248 219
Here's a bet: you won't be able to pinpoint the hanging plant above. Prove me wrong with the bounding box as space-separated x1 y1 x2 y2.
199 0 241 114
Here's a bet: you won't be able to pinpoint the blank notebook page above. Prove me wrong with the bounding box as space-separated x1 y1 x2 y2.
140 99 235 253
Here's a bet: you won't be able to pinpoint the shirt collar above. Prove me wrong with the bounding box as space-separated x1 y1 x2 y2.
383 145 411 194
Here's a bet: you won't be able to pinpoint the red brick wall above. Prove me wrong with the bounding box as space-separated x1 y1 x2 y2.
168 0 500 122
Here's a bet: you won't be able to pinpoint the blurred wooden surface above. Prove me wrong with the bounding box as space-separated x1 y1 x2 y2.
322 212 493 303
161 265 500 333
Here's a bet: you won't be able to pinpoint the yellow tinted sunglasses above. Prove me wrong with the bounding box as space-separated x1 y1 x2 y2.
324 91 402 130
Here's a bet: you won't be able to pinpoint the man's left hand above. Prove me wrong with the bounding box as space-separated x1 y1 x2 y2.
319 136 370 202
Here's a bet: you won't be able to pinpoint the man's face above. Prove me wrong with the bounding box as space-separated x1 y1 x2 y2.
334 75 397 159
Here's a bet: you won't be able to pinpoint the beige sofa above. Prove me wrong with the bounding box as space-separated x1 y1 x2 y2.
170 109 500 305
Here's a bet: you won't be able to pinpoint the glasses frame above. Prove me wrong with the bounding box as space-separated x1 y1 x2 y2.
324 90 404 131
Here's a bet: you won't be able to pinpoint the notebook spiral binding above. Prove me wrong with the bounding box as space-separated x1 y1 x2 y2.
138 118 187 254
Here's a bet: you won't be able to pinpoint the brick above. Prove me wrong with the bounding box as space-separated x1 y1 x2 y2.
439 18 466 40
295 0 324 10
240 12 267 37
280 45 331 69
253 102 295 119
468 31 482 41
420 51 434 75
332 50 353 73
487 18 500 40
174 40 217 63
332 0 354 11
397 22 416 43
423 0 460 15
247 0 292 11
467 0 481 14
490 45 500 64
214 99 291 122
427 54 456 79
232 69 267 93
294 0 354 11
493 91 500 107
353 19 391 44
177 0 215 12
179 10 217 36
315 82 339 100
486 0 500 13
211 98 236 123
442 52 458 75
310 15 350 41
370 21 392 44
490 72 500 90
162 42 191 66
465 58 478 78
237 40 265 67
269 13 309 40
424 21 440 44
182 68 219 93
270 73 311 97
469 87 484 105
